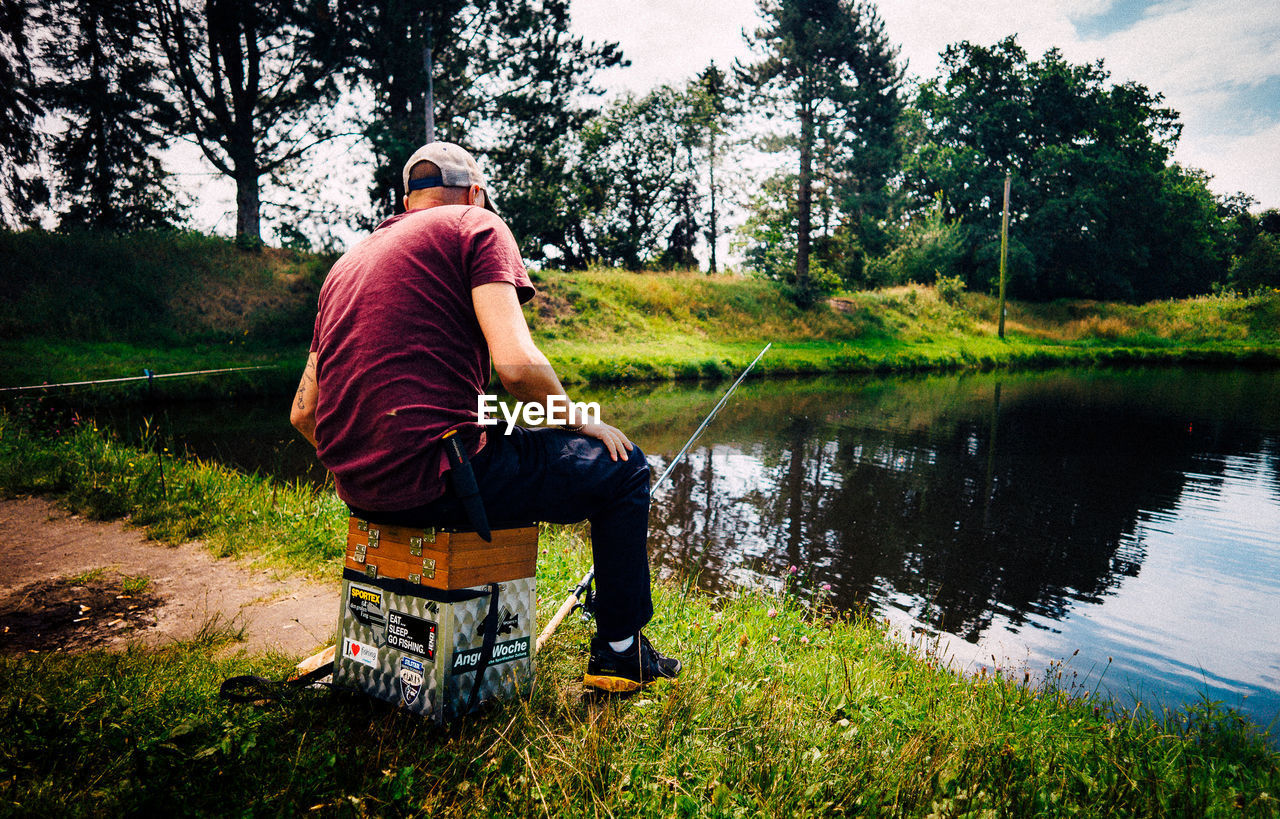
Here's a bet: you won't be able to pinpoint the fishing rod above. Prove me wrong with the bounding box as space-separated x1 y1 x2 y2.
535 342 772 652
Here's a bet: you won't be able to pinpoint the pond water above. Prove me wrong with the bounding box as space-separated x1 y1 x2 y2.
99 367 1280 737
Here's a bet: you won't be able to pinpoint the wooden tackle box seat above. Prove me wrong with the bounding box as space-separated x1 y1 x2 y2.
344 517 538 590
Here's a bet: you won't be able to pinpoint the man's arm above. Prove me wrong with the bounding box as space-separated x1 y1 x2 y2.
290 352 319 448
472 281 633 461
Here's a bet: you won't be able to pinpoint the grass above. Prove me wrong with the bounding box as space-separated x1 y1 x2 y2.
0 229 333 345
1 411 1278 815
528 274 1280 383
4 243 1279 397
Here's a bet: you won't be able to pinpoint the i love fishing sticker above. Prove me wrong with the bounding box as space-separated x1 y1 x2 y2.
343 637 378 668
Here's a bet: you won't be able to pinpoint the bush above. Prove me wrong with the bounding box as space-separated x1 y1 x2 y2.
935 274 966 305
1228 233 1280 292
872 202 965 287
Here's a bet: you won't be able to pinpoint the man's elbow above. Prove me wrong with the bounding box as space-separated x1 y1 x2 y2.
495 364 550 394
493 350 551 392
291 407 318 446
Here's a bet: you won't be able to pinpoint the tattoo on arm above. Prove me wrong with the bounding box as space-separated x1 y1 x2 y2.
296 358 316 410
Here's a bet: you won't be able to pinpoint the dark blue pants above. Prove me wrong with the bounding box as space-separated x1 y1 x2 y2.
351 427 653 641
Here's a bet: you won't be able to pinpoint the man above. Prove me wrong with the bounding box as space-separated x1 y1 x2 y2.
291 141 679 692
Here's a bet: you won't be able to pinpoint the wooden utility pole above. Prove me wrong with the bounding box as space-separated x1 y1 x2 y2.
997 172 1011 339
423 22 435 142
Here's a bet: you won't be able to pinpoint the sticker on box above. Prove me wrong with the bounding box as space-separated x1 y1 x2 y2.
451 636 531 674
386 609 437 660
344 637 378 668
348 584 386 629
400 657 425 706
481 605 520 637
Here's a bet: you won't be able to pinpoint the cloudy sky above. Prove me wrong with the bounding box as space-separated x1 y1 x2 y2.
571 0 1280 210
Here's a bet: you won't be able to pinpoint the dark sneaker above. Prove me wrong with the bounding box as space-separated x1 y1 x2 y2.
583 633 682 693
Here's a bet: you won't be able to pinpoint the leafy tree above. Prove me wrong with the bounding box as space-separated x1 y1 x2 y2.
38 0 185 230
477 0 624 265
153 0 346 243
575 88 689 270
1223 202 1280 291
738 0 903 300
0 0 44 226
909 37 1230 301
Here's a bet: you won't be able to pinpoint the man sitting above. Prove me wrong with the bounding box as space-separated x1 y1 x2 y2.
290 142 679 691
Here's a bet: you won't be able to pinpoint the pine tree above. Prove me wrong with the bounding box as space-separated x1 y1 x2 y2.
738 0 903 302
0 0 44 227
38 0 185 230
339 0 623 262
691 62 732 274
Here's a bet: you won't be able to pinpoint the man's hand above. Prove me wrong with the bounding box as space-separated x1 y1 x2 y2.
575 422 634 462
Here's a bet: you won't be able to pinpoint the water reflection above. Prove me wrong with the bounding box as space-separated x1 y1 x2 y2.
642 369 1280 733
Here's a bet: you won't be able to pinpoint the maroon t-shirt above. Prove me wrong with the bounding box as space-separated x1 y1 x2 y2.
310 205 534 511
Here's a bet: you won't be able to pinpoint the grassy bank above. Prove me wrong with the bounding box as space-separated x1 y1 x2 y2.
3 228 1279 396
529 272 1280 382
2 417 1278 815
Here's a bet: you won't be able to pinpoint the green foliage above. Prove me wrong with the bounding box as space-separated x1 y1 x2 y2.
575 88 694 270
908 37 1232 302
0 0 44 228
869 199 966 287
343 0 625 261
1229 233 1280 292
935 274 967 305
153 0 346 242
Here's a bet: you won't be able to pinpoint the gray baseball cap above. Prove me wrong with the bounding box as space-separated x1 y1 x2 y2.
402 141 497 213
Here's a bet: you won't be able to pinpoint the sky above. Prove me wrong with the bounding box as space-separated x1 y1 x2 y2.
570 0 1280 211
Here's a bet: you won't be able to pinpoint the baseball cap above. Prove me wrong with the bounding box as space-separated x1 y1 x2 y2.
402 142 497 213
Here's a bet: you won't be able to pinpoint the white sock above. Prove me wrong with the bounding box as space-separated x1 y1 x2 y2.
608 635 635 652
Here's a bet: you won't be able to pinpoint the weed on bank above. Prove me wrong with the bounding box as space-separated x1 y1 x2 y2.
1 420 1278 815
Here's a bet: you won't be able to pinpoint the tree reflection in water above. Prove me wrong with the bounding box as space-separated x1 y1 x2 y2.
646 368 1280 645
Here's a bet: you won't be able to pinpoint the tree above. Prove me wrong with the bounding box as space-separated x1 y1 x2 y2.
688 61 733 273
0 0 44 227
738 0 903 300
338 0 624 257
38 0 185 230
575 88 689 269
154 0 345 243
909 37 1230 300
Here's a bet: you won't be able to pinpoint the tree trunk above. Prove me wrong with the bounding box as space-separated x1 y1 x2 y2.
796 98 813 294
234 162 261 243
708 129 718 274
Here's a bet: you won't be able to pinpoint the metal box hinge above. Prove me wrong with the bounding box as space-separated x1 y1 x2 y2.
422 558 436 579
367 529 380 549
408 529 436 556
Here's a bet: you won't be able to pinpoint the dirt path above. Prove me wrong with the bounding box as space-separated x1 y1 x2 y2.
0 496 338 659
